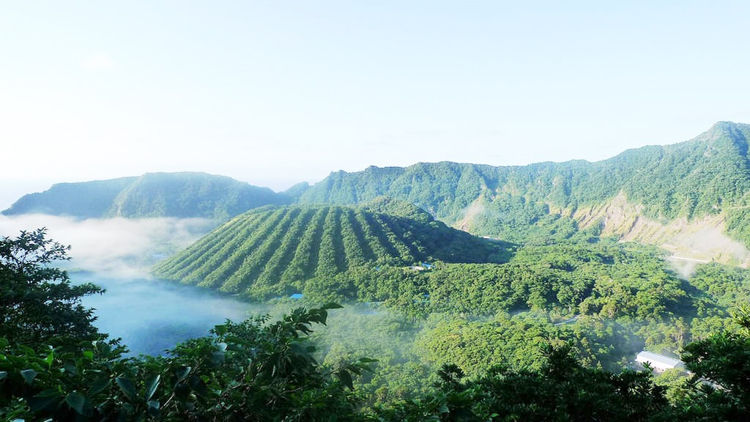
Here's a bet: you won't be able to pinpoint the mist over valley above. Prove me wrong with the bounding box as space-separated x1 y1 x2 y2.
0 214 255 354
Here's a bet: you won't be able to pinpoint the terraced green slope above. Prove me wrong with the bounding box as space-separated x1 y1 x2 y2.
153 204 511 299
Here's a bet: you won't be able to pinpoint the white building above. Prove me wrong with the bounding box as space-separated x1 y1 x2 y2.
635 351 685 372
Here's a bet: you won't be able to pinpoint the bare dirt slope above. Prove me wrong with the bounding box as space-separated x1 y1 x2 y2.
570 192 750 267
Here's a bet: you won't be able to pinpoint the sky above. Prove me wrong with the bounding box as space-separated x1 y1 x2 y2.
2 1 750 208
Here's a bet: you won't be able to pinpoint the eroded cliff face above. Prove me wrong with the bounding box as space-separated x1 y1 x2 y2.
455 197 487 232
569 192 750 267
453 189 750 269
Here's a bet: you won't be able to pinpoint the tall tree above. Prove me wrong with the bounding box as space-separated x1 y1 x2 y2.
0 228 103 347
679 307 750 419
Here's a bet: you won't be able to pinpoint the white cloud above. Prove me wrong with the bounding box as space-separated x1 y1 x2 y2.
81 54 115 71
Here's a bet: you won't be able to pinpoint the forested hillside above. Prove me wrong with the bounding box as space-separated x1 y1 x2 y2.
4 230 750 420
297 122 750 249
297 240 747 358
2 172 287 219
153 201 511 299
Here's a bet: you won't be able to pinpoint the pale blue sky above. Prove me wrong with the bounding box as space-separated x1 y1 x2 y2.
1 1 749 207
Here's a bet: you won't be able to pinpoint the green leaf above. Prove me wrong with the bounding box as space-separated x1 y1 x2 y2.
65 391 87 415
189 375 209 397
147 400 160 417
210 351 225 366
63 360 78 376
20 368 37 384
28 389 62 412
174 381 190 398
115 377 137 401
83 350 94 360
96 341 112 355
338 370 353 390
145 374 160 401
89 377 111 395
44 349 54 369
175 366 191 382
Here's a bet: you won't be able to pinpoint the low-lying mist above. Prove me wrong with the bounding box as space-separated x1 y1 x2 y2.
0 214 215 278
0 214 259 355
0 214 426 361
74 272 258 355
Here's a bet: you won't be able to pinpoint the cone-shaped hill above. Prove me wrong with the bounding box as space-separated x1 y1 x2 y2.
153 200 511 298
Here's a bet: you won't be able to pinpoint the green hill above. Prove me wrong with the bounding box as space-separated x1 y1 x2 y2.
153 202 511 299
2 172 287 219
297 122 750 250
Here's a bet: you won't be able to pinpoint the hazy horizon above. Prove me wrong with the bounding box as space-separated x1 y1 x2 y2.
1 119 744 210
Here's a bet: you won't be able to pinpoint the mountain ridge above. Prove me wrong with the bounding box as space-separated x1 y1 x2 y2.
2 172 289 219
295 122 750 258
5 122 750 262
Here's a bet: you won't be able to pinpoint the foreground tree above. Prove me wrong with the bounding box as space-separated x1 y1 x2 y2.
0 228 103 347
0 304 372 421
678 307 750 419
374 344 673 421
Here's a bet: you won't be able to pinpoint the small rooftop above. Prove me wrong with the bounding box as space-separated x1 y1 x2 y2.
636 351 684 370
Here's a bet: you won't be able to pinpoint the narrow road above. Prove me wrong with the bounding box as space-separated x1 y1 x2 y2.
667 255 710 263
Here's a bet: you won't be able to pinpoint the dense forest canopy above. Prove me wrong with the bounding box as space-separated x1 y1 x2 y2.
150 192 750 400
2 230 750 420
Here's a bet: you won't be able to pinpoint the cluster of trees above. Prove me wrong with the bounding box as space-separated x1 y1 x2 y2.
154 202 510 300
300 240 750 358
2 230 750 420
461 192 583 243
415 313 640 375
300 242 668 316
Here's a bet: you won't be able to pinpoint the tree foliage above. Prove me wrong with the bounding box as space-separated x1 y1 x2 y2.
5 224 750 419
0 304 374 421
0 228 103 347
375 345 672 421
676 307 750 419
